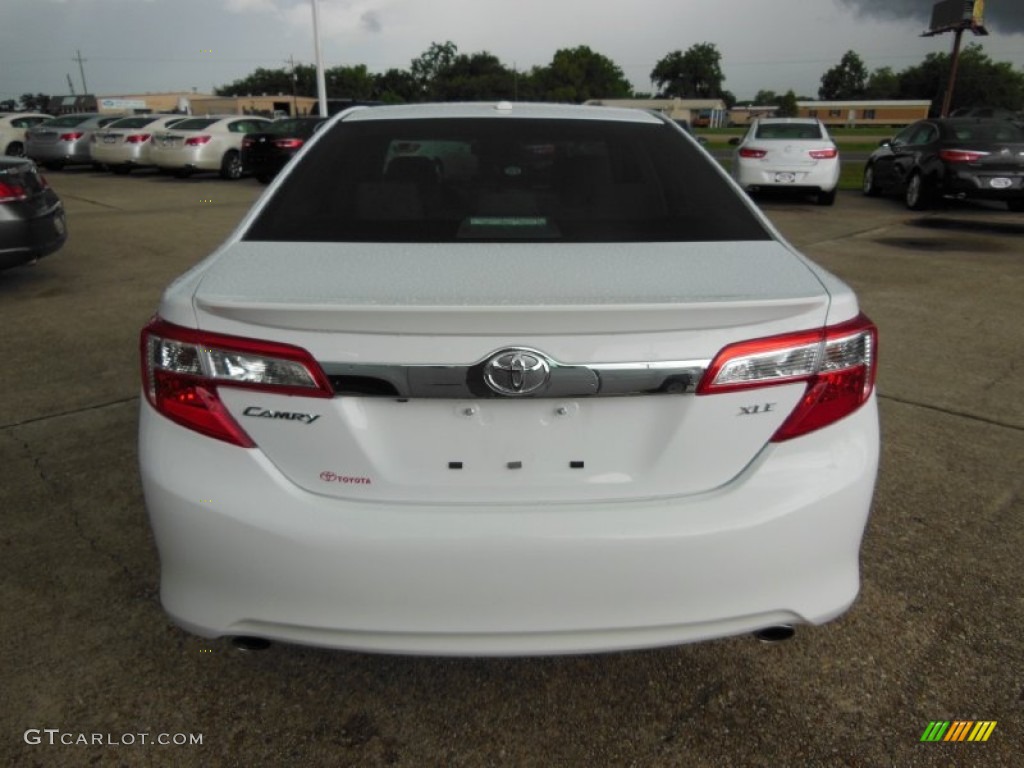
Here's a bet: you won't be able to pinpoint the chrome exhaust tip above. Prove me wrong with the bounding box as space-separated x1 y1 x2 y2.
753 625 795 644
231 636 271 651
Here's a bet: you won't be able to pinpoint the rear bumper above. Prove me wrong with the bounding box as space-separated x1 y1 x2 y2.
0 202 66 270
139 396 879 655
26 142 91 165
151 147 222 172
734 160 840 192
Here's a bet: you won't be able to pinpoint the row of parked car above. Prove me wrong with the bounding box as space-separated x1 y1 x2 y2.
728 115 1024 212
0 110 330 272
0 111 325 182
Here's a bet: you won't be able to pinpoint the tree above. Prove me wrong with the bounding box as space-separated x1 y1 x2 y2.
753 89 778 105
897 43 1024 114
864 66 900 100
325 64 375 99
650 43 726 99
432 52 516 101
528 46 633 102
410 41 458 99
373 69 417 103
19 93 51 112
777 90 799 117
818 50 867 100
0 99 17 112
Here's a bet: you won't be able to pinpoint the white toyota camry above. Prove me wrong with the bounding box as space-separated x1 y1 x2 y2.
139 102 879 656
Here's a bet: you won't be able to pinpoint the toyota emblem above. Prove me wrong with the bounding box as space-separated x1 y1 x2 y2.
483 349 551 396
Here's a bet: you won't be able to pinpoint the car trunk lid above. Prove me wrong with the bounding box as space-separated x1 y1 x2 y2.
183 240 833 503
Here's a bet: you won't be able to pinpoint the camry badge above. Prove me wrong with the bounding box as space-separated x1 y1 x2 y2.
483 349 551 396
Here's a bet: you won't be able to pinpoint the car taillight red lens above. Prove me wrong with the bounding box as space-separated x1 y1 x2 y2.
242 137 255 148
125 134 151 144
140 318 333 446
808 147 838 159
0 180 28 202
185 135 212 146
274 138 304 149
698 313 878 441
738 148 767 159
939 149 989 163
59 132 84 141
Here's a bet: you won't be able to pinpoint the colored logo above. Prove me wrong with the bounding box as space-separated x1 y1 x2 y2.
920 721 997 742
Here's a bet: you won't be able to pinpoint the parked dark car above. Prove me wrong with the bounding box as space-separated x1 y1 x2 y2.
862 118 1024 211
0 156 67 271
241 117 326 183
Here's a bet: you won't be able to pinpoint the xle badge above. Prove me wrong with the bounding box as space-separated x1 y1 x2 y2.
739 403 776 415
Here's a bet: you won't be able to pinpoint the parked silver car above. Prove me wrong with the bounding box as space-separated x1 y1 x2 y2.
149 115 272 179
26 113 125 169
90 115 190 174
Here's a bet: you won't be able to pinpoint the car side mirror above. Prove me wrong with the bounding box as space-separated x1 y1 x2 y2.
879 138 893 148
728 137 740 146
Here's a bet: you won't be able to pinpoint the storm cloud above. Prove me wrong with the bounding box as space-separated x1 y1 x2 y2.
837 0 1024 33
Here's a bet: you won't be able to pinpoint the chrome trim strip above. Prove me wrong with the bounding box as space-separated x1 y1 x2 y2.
321 351 709 399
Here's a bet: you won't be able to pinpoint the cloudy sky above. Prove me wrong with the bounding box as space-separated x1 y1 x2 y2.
1 0 1022 103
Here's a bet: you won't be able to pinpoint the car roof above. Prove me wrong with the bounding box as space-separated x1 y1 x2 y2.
754 117 822 125
340 102 665 125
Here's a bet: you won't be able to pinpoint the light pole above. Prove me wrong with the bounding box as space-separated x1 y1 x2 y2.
310 0 328 117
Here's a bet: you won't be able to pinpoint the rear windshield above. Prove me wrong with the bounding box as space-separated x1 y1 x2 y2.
948 122 1024 142
169 118 219 131
754 123 824 140
108 116 160 129
45 115 95 128
244 118 770 243
268 118 323 135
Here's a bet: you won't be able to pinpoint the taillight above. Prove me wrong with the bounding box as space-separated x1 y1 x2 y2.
125 134 151 144
242 137 256 148
140 318 333 447
698 314 878 441
808 147 838 159
185 135 211 146
739 147 767 159
0 180 28 202
59 132 84 141
939 148 988 163
274 138 304 149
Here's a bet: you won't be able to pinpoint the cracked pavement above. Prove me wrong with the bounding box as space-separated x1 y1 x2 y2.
1 171 1021 767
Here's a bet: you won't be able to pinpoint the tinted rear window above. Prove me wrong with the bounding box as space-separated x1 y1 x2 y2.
754 123 824 140
169 118 219 131
108 116 159 129
245 118 770 243
267 118 323 135
947 122 1024 142
45 115 95 128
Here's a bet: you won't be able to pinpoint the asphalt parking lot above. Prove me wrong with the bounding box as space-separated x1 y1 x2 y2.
2 168 1022 767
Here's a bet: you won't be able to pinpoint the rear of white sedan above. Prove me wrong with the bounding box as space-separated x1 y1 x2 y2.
732 118 841 205
139 103 878 656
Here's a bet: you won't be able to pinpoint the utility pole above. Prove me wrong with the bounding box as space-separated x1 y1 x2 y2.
310 0 328 117
66 74 76 96
286 55 299 116
73 49 89 94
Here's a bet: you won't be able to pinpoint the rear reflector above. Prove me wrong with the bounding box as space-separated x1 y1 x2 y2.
739 148 767 159
939 148 989 163
140 318 333 446
185 135 212 146
808 147 838 159
698 314 878 441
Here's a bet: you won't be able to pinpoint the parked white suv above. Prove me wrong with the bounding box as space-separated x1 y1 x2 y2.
140 103 878 655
